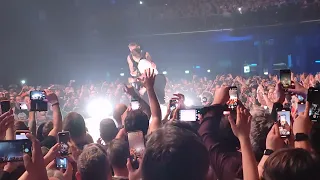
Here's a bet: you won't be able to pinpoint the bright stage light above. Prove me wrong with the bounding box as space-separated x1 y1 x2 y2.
185 97 194 107
162 71 167 75
185 70 190 74
87 98 113 118
207 69 211 73
120 73 125 77
139 1 143 5
21 80 26 85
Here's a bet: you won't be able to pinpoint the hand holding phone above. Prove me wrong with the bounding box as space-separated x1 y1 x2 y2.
280 69 292 90
128 131 145 169
58 132 70 156
227 86 238 111
277 110 291 137
169 99 178 111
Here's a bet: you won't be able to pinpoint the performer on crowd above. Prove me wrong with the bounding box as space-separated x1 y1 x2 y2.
126 42 165 104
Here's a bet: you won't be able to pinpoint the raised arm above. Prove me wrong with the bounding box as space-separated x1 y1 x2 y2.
228 106 259 180
45 90 62 137
141 69 162 134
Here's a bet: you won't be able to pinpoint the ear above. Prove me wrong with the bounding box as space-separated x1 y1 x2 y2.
75 171 82 180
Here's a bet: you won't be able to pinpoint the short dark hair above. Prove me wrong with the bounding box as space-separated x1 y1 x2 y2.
142 126 209 180
77 144 110 180
107 139 129 169
124 110 149 135
42 121 53 137
14 120 28 130
263 148 320 180
250 108 274 161
63 112 86 140
100 118 118 143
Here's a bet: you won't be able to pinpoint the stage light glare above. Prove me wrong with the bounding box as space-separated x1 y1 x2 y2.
185 70 190 74
264 71 269 75
185 98 194 107
207 69 211 73
21 80 26 85
120 73 125 77
139 1 143 4
162 71 167 75
87 98 113 118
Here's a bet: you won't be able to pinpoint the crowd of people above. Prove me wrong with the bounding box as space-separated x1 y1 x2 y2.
0 69 319 180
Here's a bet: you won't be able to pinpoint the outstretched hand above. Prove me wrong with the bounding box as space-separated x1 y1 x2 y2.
0 109 14 140
228 106 252 140
127 158 142 180
266 123 284 151
140 68 156 90
293 102 312 135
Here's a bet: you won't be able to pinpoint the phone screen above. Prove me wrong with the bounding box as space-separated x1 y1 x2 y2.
307 88 320 122
30 91 48 111
297 103 306 114
227 87 238 110
58 132 70 156
1 101 10 113
30 91 46 101
178 109 200 121
16 132 28 140
277 111 291 137
56 157 68 169
131 100 140 110
0 139 32 162
128 131 145 169
280 69 291 89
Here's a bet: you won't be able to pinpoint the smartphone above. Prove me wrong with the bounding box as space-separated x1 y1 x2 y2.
131 98 140 110
169 99 178 111
127 131 145 169
227 86 238 111
0 139 32 162
15 130 29 140
56 157 68 169
307 88 320 122
277 110 291 137
1 100 10 113
30 91 48 111
297 95 305 103
178 109 200 121
58 132 70 156
280 69 291 89
19 102 28 110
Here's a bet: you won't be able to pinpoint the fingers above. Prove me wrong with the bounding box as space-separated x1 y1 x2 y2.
23 154 32 170
26 133 41 161
126 158 133 172
305 101 310 116
228 115 236 129
274 123 280 136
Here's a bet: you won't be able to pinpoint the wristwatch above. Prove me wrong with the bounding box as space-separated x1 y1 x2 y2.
294 133 309 141
263 149 274 156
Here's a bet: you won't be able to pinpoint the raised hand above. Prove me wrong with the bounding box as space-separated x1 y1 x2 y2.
228 106 252 139
288 81 308 97
293 102 312 135
0 109 14 140
44 89 59 104
140 68 156 90
266 123 284 151
213 86 230 105
124 84 138 97
126 158 142 180
23 133 48 180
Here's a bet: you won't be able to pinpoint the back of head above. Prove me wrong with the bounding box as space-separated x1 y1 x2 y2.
63 112 86 140
14 120 29 131
107 139 129 170
77 144 111 180
263 148 320 180
42 121 53 137
100 118 118 144
142 126 209 180
250 107 274 161
113 104 127 124
124 110 149 135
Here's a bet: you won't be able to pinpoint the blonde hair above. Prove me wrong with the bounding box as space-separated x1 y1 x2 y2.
47 169 64 180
